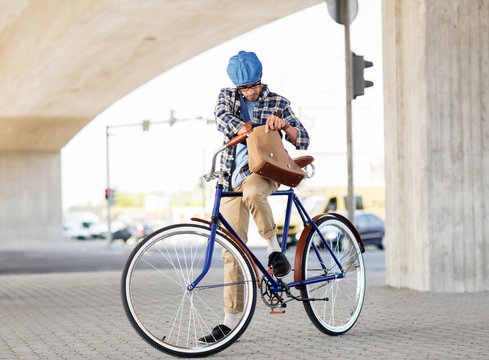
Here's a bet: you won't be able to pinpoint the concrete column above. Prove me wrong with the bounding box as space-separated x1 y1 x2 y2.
383 0 489 292
0 152 62 249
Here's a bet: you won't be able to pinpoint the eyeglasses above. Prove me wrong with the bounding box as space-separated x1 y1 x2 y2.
237 81 261 93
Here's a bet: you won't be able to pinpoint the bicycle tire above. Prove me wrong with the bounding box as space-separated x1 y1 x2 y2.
121 223 257 357
300 215 366 335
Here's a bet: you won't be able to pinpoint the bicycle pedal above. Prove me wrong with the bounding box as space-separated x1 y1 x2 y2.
270 309 285 314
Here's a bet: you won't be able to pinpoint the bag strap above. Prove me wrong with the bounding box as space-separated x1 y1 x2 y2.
238 93 282 125
238 93 252 124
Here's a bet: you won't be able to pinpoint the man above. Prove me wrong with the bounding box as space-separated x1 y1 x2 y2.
200 51 310 343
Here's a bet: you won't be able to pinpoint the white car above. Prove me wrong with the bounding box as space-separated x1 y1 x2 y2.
63 211 102 240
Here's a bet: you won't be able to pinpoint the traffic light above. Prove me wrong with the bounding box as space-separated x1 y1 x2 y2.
105 188 116 205
351 52 373 99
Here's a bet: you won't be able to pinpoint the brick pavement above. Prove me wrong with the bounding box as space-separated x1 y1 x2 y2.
0 271 488 360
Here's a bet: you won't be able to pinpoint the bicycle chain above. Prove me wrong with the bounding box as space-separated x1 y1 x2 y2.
259 277 287 309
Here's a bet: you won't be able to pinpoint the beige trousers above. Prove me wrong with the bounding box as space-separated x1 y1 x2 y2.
220 173 279 314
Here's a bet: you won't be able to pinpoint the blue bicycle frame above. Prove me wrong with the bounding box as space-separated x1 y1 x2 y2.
187 184 346 294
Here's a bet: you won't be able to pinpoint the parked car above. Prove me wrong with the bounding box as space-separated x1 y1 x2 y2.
276 223 299 249
88 222 108 239
63 211 101 240
135 223 153 238
340 211 385 249
112 227 132 243
313 211 385 251
275 195 332 248
111 223 153 243
276 191 386 250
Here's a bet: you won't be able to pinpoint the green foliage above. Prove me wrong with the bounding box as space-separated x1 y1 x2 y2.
113 192 146 207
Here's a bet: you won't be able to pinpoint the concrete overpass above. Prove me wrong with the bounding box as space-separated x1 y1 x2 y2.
0 0 321 245
0 0 488 292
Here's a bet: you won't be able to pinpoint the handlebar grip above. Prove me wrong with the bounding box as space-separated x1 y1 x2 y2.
225 133 247 148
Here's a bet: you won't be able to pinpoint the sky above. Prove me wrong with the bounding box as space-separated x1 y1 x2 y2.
61 0 383 210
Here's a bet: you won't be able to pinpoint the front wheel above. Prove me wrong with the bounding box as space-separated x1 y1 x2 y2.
300 215 366 335
121 224 257 357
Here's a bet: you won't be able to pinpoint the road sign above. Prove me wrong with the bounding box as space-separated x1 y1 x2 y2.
326 0 358 25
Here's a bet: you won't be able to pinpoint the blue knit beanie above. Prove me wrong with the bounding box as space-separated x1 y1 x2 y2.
227 51 262 86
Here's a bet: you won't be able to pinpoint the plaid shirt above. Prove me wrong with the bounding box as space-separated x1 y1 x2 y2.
214 84 310 190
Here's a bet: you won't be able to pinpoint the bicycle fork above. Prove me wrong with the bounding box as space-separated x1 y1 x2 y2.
186 185 224 292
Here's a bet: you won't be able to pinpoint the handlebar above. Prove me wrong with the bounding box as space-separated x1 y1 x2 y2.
203 145 226 182
203 114 281 182
225 133 248 148
203 125 253 182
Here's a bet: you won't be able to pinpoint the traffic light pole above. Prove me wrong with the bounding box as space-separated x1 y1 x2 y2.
106 125 113 245
327 0 371 224
343 0 355 225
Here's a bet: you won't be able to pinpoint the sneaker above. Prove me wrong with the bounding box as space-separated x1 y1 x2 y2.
268 251 291 277
198 324 231 344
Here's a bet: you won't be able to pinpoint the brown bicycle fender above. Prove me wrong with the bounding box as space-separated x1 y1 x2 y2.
328 212 365 253
293 212 365 289
191 217 260 283
294 214 327 289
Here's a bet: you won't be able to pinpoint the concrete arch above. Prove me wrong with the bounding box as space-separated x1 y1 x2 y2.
0 0 321 151
0 0 321 247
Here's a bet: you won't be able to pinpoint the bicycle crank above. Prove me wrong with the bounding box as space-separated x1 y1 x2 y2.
260 277 287 313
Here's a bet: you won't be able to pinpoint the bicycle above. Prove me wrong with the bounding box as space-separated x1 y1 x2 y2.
121 132 366 358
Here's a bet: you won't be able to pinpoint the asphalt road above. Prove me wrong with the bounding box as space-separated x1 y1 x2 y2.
0 240 386 284
0 241 131 274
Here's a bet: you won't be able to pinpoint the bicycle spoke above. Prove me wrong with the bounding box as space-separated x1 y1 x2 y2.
156 243 188 287
140 257 183 289
122 224 256 356
301 217 365 335
173 241 188 288
192 288 230 324
167 291 187 344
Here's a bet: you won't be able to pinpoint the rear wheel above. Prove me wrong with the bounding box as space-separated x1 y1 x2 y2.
300 215 365 335
121 224 257 357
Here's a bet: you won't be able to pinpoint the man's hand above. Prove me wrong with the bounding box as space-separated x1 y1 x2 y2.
265 114 298 145
265 115 287 133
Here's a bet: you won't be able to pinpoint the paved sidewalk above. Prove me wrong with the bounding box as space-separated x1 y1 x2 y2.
1 271 488 359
